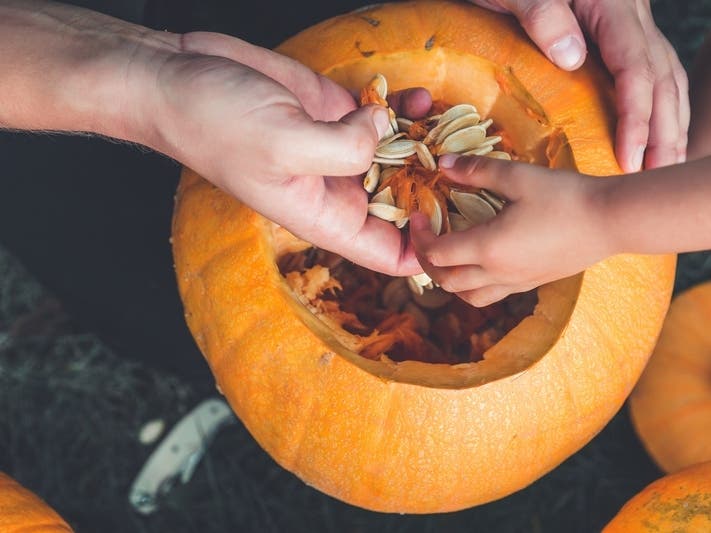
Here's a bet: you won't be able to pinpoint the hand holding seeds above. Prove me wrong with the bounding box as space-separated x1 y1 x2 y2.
409 155 615 307
153 34 436 277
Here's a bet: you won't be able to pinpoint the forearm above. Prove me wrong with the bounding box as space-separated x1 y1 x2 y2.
601 156 711 255
0 0 180 143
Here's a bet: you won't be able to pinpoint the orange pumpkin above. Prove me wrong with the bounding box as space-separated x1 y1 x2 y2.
603 460 711 532
0 472 72 532
171 0 676 513
630 281 711 474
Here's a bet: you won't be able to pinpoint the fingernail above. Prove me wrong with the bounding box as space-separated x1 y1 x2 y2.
631 145 645 171
549 36 585 70
373 108 390 139
439 153 460 169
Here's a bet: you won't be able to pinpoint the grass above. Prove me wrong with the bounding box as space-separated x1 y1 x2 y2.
2 1 711 531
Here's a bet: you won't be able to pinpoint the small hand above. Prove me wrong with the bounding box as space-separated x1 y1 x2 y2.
409 154 613 306
150 32 431 276
471 0 688 171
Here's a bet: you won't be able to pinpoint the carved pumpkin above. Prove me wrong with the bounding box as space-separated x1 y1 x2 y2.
603 461 711 532
0 472 72 532
630 281 711 473
171 0 676 513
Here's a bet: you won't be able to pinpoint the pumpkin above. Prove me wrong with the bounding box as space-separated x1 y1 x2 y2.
630 281 711 474
171 0 676 513
0 472 72 532
602 460 711 532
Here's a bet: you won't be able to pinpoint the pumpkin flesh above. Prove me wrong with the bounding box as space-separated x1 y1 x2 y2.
172 1 676 513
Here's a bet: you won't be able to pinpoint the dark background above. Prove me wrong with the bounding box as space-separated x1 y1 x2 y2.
1 1 711 532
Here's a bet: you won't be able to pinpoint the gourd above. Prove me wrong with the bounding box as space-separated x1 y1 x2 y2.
0 472 72 532
630 281 711 473
603 461 711 532
171 0 676 513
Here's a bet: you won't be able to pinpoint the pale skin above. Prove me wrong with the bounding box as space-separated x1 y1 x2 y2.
410 32 711 308
0 0 688 282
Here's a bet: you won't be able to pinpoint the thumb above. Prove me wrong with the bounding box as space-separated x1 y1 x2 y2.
276 105 391 177
506 0 587 70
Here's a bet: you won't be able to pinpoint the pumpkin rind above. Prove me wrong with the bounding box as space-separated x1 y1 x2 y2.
172 1 676 513
0 473 73 532
630 281 711 473
603 461 711 532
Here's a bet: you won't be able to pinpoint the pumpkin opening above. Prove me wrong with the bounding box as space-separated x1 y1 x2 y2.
269 60 581 380
277 247 538 364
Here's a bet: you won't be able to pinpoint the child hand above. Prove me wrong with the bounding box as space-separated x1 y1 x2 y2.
409 154 615 306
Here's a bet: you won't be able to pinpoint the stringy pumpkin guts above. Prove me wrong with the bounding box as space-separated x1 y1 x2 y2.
279 75 535 365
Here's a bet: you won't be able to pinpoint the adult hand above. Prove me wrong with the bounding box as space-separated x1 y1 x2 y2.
409 154 614 307
150 32 430 276
471 0 688 172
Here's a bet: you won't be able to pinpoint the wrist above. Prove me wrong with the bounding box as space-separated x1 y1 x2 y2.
587 174 626 258
0 1 180 144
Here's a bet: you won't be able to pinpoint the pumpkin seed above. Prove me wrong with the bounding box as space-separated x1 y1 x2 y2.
485 150 512 160
478 189 505 211
363 163 381 193
449 212 474 232
415 142 437 170
375 139 418 159
450 190 497 224
434 113 482 144
435 125 487 154
371 186 395 205
438 104 478 124
368 202 408 221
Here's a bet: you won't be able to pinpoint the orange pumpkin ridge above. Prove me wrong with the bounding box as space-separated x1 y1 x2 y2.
0 472 73 532
630 280 711 474
603 461 711 532
171 1 676 513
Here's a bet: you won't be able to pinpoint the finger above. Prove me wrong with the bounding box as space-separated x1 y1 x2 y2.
277 177 422 276
438 154 523 200
332 213 422 276
504 0 587 70
582 3 653 172
273 105 390 177
636 11 684 169
387 87 432 119
411 212 488 268
180 31 355 118
410 213 500 295
662 36 690 164
457 285 513 307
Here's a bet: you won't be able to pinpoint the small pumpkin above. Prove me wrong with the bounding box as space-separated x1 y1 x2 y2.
630 281 711 474
172 1 676 513
603 460 711 532
0 472 72 532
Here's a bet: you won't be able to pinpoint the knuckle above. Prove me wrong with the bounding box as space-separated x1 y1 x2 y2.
350 132 378 172
424 249 444 267
438 275 459 294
